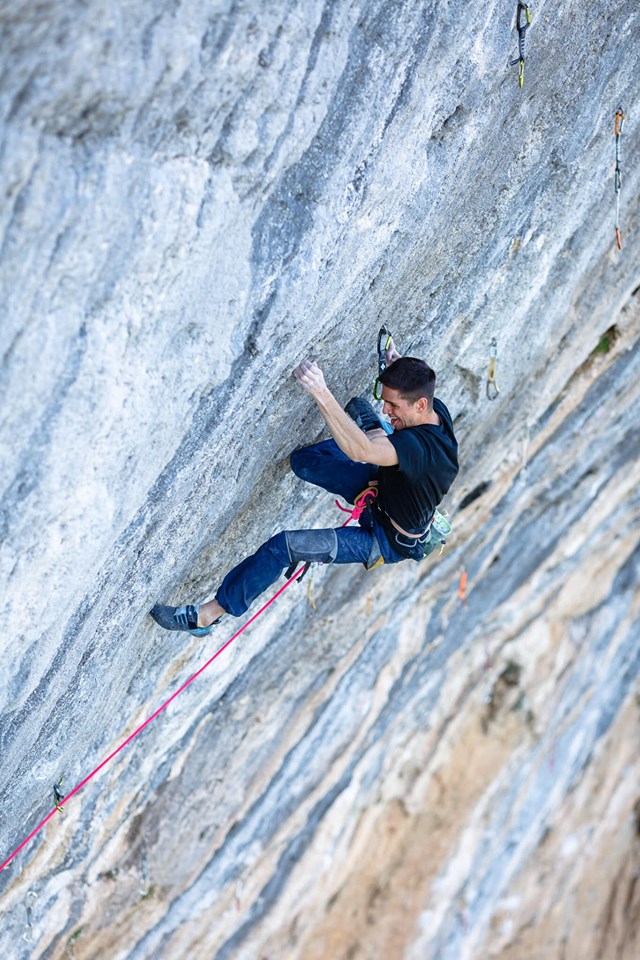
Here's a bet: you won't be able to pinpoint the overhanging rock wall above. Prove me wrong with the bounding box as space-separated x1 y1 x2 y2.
1 2 639 958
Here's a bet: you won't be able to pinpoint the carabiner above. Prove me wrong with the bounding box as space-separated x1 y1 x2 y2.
373 325 393 400
516 2 532 44
509 3 531 88
53 781 65 814
486 337 500 401
614 108 625 250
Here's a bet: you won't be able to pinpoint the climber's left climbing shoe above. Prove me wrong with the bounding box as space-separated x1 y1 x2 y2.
150 603 217 637
345 396 393 434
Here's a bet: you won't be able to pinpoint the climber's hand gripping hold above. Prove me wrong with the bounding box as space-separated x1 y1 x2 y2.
292 358 328 397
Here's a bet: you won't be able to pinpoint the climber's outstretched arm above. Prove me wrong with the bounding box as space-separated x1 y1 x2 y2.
293 359 399 467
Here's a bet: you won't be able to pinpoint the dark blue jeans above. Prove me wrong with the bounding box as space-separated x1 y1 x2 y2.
215 439 410 616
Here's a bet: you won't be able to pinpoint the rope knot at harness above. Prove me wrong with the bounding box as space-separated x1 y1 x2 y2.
335 486 379 524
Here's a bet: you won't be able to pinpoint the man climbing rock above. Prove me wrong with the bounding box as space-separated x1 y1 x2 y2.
150 343 458 636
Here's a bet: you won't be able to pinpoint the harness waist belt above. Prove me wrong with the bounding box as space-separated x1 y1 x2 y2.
374 503 433 539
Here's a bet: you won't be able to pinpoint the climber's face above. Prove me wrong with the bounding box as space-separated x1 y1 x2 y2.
382 387 428 430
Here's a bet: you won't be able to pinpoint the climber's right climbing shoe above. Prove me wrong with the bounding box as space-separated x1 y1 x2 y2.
345 396 393 434
150 603 218 637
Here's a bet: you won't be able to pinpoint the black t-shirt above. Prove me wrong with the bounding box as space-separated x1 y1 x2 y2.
377 397 458 531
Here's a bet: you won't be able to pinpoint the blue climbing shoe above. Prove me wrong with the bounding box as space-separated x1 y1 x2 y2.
150 603 217 637
345 396 393 434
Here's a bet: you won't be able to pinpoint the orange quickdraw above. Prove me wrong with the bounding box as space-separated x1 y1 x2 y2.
458 571 468 605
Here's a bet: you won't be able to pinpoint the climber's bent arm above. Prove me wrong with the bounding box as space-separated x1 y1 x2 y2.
293 359 399 467
313 388 399 466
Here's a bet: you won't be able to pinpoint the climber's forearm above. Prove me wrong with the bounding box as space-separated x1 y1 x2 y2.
311 387 371 462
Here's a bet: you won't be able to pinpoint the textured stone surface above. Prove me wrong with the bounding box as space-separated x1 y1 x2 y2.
1 1 639 958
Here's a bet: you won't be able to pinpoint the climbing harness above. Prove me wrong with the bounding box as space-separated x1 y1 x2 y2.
509 2 531 89
284 487 378 583
0 564 308 874
373 326 393 400
486 337 500 400
337 489 452 564
335 486 385 570
614 107 625 250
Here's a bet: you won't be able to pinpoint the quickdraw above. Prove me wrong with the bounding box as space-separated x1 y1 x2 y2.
373 326 393 400
458 571 468 605
509 2 531 89
614 107 625 250
53 780 65 815
486 337 500 400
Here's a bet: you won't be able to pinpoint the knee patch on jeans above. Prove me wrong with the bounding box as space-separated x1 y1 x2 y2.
284 529 338 565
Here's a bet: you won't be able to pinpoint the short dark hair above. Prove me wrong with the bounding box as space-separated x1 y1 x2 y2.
378 357 436 405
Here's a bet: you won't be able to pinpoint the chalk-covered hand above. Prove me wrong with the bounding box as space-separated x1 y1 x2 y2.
292 359 328 397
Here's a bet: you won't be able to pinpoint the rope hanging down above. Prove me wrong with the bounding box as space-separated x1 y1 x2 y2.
509 2 531 88
2 488 374 874
0 565 308 874
614 107 625 250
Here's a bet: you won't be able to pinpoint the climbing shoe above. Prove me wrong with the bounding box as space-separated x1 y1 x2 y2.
150 603 219 637
345 396 393 434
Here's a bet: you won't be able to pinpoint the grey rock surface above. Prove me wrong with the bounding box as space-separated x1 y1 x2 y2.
1 1 639 958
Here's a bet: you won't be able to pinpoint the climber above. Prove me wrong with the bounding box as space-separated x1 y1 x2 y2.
150 342 459 636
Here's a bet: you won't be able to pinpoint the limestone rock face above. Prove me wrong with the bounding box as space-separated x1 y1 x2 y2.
1 2 639 958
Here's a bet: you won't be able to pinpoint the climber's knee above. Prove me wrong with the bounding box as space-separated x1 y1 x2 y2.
290 447 310 481
284 528 338 565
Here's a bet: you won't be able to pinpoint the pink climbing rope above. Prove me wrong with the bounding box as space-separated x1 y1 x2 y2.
0 566 307 874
